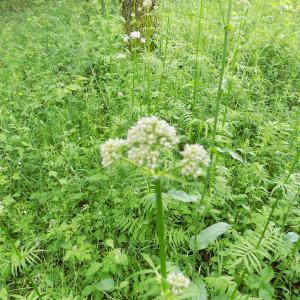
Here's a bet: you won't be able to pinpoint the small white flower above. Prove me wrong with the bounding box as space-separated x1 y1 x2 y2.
116 53 127 60
128 146 159 170
143 0 152 8
239 0 250 7
167 272 190 295
181 144 210 178
141 37 146 44
138 7 142 12
117 92 124 97
153 5 158 10
130 13 135 17
130 31 141 39
100 138 127 167
127 116 178 150
123 34 129 42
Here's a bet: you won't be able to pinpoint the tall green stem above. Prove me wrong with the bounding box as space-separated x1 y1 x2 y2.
193 0 232 258
190 0 205 143
156 7 170 112
154 177 167 293
211 0 232 147
191 0 204 118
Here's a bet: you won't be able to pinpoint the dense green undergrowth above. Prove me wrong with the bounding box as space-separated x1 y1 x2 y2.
0 0 299 299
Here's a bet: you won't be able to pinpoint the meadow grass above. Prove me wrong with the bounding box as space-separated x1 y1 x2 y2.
0 0 299 299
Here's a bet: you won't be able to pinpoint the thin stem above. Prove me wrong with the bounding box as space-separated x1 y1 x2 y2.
190 0 204 143
221 8 250 130
192 1 232 264
154 177 167 293
211 0 232 148
156 8 171 111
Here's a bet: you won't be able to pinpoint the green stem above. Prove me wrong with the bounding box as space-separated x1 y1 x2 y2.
191 0 204 116
154 177 167 293
190 0 204 143
211 0 232 148
156 8 170 111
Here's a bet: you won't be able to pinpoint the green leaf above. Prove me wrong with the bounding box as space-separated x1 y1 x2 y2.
261 267 274 283
97 278 115 291
189 222 230 250
82 284 96 296
86 262 102 277
166 189 199 203
114 249 128 265
105 239 114 248
217 147 244 163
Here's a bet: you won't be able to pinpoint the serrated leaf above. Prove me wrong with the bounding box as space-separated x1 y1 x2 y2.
189 222 230 250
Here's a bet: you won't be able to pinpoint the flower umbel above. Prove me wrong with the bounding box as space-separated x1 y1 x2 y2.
167 272 190 295
127 116 178 150
100 138 127 167
128 146 159 170
181 144 210 178
127 116 178 170
143 0 153 8
130 31 141 39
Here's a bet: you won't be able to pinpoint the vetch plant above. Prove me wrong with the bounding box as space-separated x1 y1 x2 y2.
100 116 210 296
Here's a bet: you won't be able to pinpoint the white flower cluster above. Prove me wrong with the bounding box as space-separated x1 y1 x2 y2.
127 116 178 169
143 0 153 8
124 31 146 44
100 117 178 170
128 146 159 170
181 144 210 178
100 138 127 167
167 272 190 295
239 0 250 7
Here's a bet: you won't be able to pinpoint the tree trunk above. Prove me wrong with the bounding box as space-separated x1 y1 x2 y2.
122 0 156 35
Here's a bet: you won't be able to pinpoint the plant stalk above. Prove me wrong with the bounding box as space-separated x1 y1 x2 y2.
154 177 167 293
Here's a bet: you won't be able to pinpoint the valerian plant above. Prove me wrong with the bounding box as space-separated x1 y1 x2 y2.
100 116 210 298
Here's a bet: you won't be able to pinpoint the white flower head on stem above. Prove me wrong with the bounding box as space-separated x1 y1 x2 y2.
143 0 153 8
127 116 178 150
141 37 146 44
167 272 190 295
128 146 159 170
130 31 141 39
181 144 210 178
100 138 127 167
127 116 178 170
